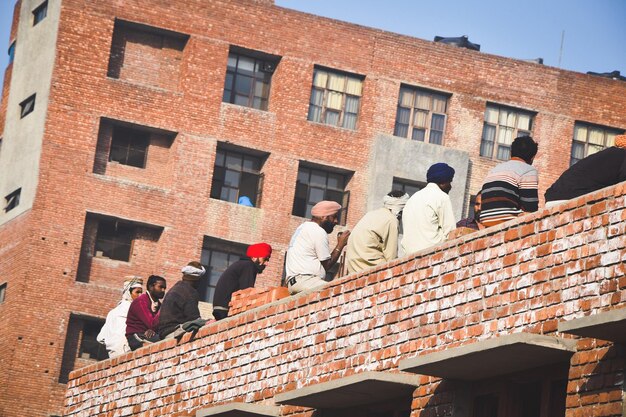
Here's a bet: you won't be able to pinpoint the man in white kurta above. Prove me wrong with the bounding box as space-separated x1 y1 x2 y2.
402 163 456 255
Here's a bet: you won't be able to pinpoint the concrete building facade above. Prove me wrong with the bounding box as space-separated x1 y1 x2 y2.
0 0 624 416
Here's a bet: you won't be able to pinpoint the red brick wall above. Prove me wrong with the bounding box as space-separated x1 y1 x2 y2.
64 183 626 417
1 0 625 416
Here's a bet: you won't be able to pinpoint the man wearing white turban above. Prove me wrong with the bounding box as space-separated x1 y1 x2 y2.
345 190 409 274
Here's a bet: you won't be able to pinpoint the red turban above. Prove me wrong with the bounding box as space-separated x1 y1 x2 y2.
247 243 272 258
310 200 342 217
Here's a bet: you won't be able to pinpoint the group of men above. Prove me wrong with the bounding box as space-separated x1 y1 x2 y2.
99 133 626 356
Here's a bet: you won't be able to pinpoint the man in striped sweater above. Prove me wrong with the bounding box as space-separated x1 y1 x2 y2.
479 136 539 227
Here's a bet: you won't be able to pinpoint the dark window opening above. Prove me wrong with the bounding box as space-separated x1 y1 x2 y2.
292 164 351 225
94 219 134 261
570 122 623 166
0 282 6 303
8 41 16 65
392 177 425 197
480 104 534 161
19 94 36 118
33 1 48 26
394 85 449 145
59 315 107 383
210 146 265 207
199 237 247 303
4 188 21 212
223 48 279 111
109 126 149 168
308 67 364 130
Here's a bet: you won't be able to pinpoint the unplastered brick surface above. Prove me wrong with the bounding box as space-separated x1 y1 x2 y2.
64 183 626 417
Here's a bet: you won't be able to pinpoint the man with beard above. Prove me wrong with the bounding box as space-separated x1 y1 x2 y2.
125 275 166 351
456 191 484 231
285 200 351 295
212 243 273 320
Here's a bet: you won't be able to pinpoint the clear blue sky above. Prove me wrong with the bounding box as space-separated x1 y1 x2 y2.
1 0 625 90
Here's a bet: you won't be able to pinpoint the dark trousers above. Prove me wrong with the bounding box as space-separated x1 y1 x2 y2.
213 309 228 320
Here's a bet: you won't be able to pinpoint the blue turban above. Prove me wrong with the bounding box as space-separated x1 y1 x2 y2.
427 163 455 183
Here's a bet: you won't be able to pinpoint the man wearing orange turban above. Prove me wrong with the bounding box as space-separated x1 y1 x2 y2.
285 201 351 294
212 243 272 320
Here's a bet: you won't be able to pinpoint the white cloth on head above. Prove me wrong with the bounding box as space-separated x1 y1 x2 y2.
286 221 331 279
121 277 143 302
181 265 206 277
383 193 410 216
401 183 455 254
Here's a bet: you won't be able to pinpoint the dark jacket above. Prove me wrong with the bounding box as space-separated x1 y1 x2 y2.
212 258 258 310
158 280 200 338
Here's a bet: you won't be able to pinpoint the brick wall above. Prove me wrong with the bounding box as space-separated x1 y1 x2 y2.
64 182 626 417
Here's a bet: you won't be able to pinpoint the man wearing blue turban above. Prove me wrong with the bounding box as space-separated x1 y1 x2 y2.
401 162 456 254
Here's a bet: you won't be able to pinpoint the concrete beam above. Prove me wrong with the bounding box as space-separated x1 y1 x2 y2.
558 308 626 343
274 371 420 409
195 403 280 417
399 333 576 381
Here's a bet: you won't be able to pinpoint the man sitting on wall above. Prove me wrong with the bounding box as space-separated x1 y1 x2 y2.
402 163 456 254
479 136 539 227
126 275 166 351
545 133 626 207
345 191 409 274
158 262 208 339
212 242 273 320
456 190 484 231
285 201 351 295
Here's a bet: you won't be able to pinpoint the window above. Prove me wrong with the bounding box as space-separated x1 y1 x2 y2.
109 126 149 168
200 237 246 303
0 282 6 303
293 164 351 223
308 67 364 130
94 219 134 261
4 188 21 212
210 146 265 207
59 315 107 383
394 85 449 144
480 104 533 160
570 122 623 166
8 41 15 65
19 94 36 118
33 1 48 26
223 49 279 110
392 177 425 196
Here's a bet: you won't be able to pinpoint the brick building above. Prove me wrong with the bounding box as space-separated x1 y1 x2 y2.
0 0 624 416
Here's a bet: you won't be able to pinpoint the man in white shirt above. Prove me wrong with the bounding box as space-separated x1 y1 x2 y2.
286 200 351 294
402 163 456 255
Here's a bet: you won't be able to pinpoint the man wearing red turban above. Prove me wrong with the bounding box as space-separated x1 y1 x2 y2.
212 243 272 320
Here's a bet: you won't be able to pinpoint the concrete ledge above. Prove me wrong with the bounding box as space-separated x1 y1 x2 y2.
274 371 420 409
399 333 576 381
196 403 280 417
558 308 626 343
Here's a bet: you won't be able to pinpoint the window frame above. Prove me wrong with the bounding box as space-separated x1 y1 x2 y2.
199 237 247 303
307 66 364 130
94 219 134 262
0 282 6 303
210 145 266 207
292 163 351 225
480 104 534 161
394 85 450 145
108 126 150 168
32 1 48 26
4 188 21 212
391 177 426 197
222 48 279 111
570 122 623 166
59 314 107 383
19 94 36 119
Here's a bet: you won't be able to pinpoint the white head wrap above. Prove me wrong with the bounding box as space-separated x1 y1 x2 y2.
181 264 206 278
121 276 143 302
383 193 410 216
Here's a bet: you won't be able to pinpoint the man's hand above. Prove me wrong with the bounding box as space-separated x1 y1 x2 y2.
144 329 156 338
337 230 351 248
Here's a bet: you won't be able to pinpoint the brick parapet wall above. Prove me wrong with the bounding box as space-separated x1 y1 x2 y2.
64 182 626 417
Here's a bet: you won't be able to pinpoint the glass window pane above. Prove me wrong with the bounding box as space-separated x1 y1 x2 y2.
344 96 360 113
310 170 326 187
343 113 357 130
224 73 234 91
412 129 425 141
324 110 340 126
325 189 343 204
517 113 531 130
345 78 362 96
310 88 323 106
588 128 604 145
484 106 498 124
210 251 230 272
413 110 427 128
429 130 443 145
225 153 242 170
313 70 328 88
432 95 447 113
570 141 585 164
215 149 225 167
394 123 409 138
234 75 253 95
326 91 343 110
327 73 346 91
496 145 511 160
396 107 410 125
234 94 249 106
297 169 309 184
254 81 269 99
588 144 603 155
431 114 445 131
242 156 260 172
237 56 255 73
227 53 237 69
308 105 322 123
415 93 430 110
498 127 514 145
573 124 587 141
606 132 616 147
399 88 414 107
480 139 494 157
224 170 240 187
309 187 325 203
327 172 344 190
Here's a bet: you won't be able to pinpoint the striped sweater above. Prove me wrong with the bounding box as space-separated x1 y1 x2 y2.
479 158 539 227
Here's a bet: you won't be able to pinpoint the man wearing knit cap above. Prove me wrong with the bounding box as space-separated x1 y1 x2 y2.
158 262 208 339
545 133 626 207
402 163 456 254
479 136 539 227
212 242 272 320
286 200 351 294
345 190 409 274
